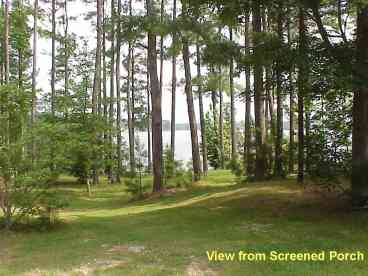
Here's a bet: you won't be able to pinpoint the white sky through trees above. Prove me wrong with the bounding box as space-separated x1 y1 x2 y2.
35 0 248 125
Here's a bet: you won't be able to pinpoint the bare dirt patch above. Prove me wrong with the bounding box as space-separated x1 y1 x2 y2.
186 260 217 276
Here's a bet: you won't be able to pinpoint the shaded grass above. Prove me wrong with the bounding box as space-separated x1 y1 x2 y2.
1 171 368 275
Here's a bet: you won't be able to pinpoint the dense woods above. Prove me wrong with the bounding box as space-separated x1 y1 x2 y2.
1 0 368 230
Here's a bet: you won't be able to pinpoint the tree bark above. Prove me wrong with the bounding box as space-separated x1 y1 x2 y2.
253 0 267 181
170 0 177 159
182 37 201 181
229 28 237 163
147 0 163 192
196 43 208 175
244 13 252 176
352 6 368 208
64 0 69 118
287 7 295 174
51 0 56 116
115 0 122 183
31 0 38 165
297 7 307 184
92 0 103 184
146 59 152 172
274 3 285 178
127 0 135 175
218 67 224 169
108 0 115 182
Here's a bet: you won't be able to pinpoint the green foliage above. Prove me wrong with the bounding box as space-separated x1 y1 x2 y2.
125 177 150 200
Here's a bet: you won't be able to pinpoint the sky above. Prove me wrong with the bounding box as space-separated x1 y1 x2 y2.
35 0 248 125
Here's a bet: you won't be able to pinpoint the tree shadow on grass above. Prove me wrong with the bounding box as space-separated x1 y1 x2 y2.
3 179 368 275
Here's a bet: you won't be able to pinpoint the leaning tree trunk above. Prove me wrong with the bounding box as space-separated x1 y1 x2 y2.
182 30 201 180
196 43 208 175
147 0 163 192
253 0 267 181
352 5 368 208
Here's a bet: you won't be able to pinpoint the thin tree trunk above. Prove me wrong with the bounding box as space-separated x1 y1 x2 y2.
287 7 295 174
4 0 9 84
127 0 135 175
253 0 267 180
297 7 307 184
244 13 252 176
147 0 163 192
274 3 285 177
51 0 56 117
64 0 69 118
229 28 237 163
146 59 152 172
92 0 103 184
31 0 38 165
108 0 115 182
131 48 136 174
219 67 224 169
102 0 108 170
182 37 201 181
115 0 122 183
170 0 177 159
196 43 208 175
159 0 164 94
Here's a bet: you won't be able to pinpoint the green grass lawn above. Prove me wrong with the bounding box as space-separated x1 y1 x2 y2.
1 170 368 275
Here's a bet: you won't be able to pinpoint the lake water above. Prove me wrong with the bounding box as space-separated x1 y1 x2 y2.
134 130 194 164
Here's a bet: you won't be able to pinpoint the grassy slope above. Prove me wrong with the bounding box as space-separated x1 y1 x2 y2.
1 170 368 275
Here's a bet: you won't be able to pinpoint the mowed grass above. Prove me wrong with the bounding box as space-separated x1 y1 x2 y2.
1 170 368 275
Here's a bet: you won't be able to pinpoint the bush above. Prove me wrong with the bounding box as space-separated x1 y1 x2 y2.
166 171 193 189
0 170 68 229
125 177 150 200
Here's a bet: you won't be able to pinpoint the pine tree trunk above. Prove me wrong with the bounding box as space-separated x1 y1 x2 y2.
229 28 237 163
196 43 208 175
352 6 368 208
92 0 103 184
297 7 307 184
244 14 252 176
287 8 295 174
31 0 38 165
108 0 115 182
219 67 224 169
182 37 201 181
274 3 285 178
127 0 135 175
146 61 152 172
159 0 164 94
147 0 163 192
51 0 56 117
115 0 122 183
253 0 267 181
103 0 108 171
131 48 136 174
170 0 177 159
64 0 69 118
